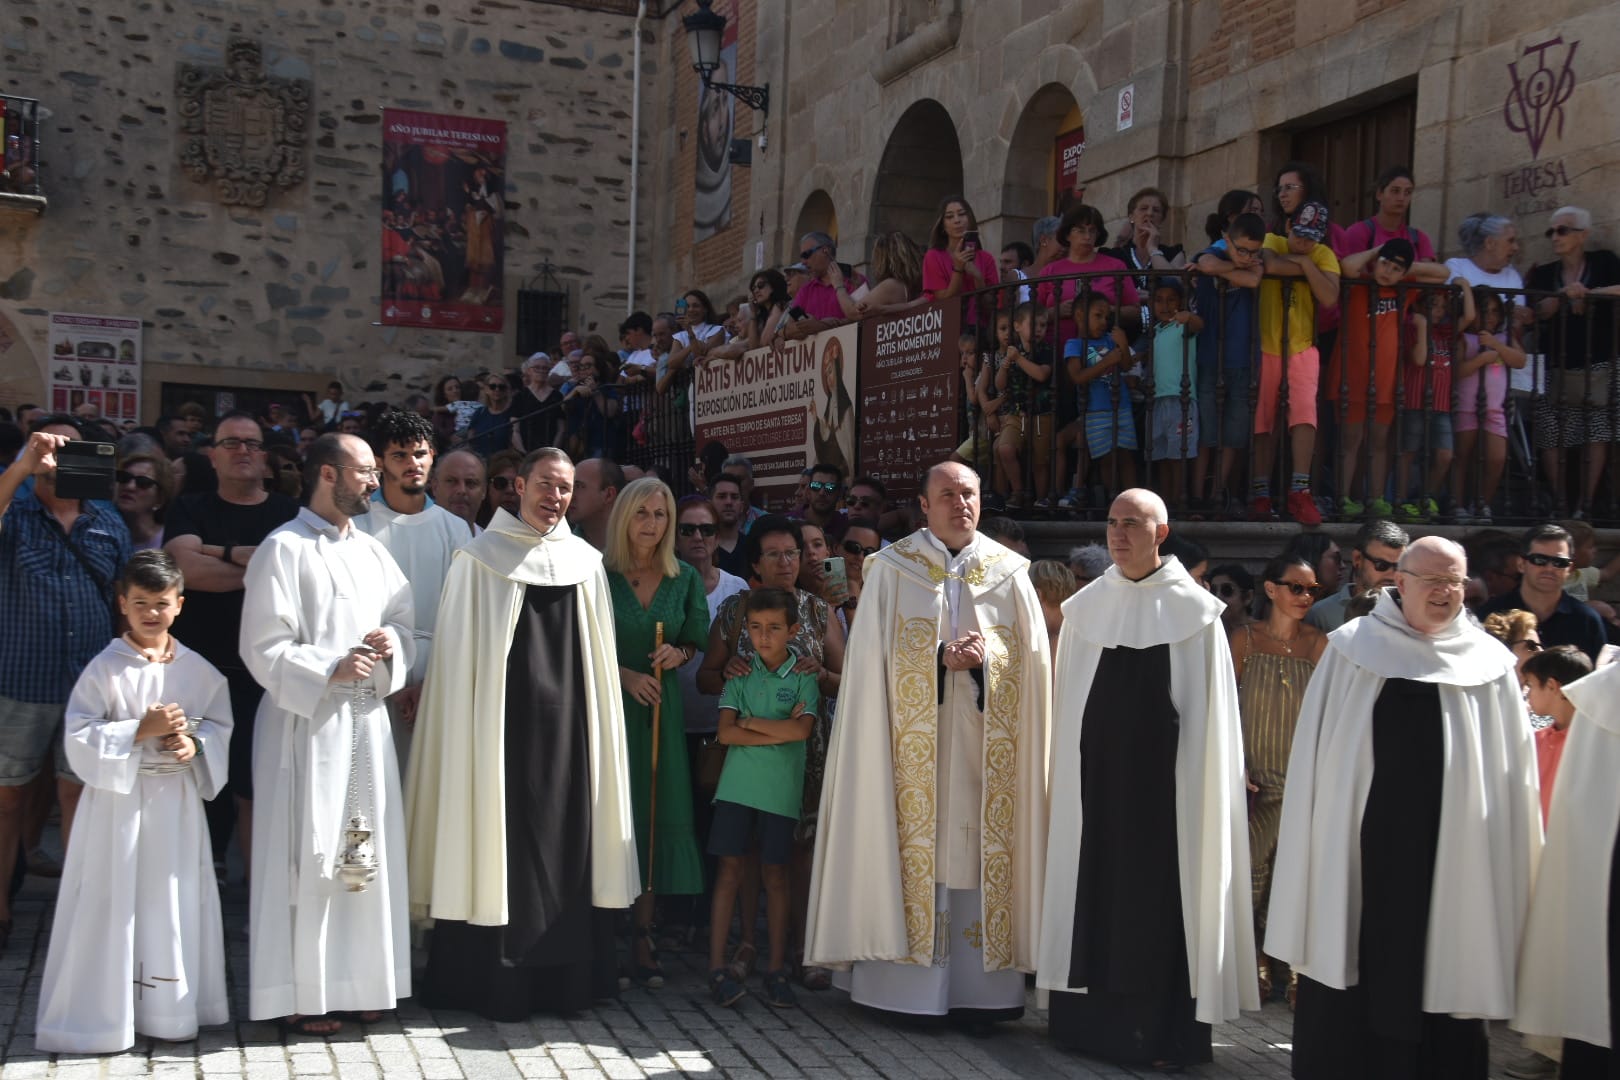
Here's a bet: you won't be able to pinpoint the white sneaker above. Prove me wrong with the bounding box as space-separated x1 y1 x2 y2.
1503 1050 1558 1079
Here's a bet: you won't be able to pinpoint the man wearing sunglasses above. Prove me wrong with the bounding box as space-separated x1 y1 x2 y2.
1306 518 1409 632
800 463 849 544
1270 536 1541 1078
780 232 850 341
1479 522 1607 663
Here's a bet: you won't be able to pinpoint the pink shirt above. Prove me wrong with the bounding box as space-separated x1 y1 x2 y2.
1334 219 1436 262
1535 723 1569 824
795 278 846 322
1036 253 1139 344
922 247 1001 325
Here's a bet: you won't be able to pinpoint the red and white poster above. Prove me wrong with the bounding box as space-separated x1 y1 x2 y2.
1054 126 1087 209
380 108 507 332
693 324 860 505
47 312 143 424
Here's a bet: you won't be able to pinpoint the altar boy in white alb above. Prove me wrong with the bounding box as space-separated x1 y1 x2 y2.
36 551 233 1053
241 434 414 1035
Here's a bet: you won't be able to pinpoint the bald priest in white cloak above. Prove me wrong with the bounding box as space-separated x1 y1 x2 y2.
405 448 640 1021
1268 536 1541 1080
1514 658 1620 1077
807 461 1051 1025
1038 489 1257 1069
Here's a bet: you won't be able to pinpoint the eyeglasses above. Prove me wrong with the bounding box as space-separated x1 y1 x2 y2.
843 540 878 558
1214 582 1241 599
278 462 300 473
1524 552 1573 569
808 481 840 493
759 549 800 562
332 464 381 481
1276 182 1304 194
678 522 718 538
489 476 515 491
216 437 265 452
751 281 770 292
1395 569 1466 591
485 382 508 391
1270 580 1320 597
1510 639 1544 652
115 471 158 490
1546 225 1585 238
1358 550 1399 573
1231 244 1263 259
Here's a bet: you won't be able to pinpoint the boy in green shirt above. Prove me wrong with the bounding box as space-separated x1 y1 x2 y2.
707 587 820 1009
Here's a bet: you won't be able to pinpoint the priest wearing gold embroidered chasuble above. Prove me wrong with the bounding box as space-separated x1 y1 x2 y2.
1038 489 1258 1070
806 461 1051 1023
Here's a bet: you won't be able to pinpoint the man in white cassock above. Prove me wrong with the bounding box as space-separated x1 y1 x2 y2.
1039 488 1256 1069
353 409 471 765
240 433 415 1036
1269 536 1541 1080
1515 656 1620 1078
405 448 639 1020
807 461 1050 1026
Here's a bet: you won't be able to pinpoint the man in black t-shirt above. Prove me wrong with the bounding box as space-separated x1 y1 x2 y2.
162 412 298 877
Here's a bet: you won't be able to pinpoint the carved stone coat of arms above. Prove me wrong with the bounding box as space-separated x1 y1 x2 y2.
176 39 311 207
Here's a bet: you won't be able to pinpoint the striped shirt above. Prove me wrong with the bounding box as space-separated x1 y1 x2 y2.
0 491 131 703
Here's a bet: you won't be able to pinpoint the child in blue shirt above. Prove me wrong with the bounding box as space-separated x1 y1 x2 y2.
707 587 820 1010
1141 279 1204 500
1063 293 1139 498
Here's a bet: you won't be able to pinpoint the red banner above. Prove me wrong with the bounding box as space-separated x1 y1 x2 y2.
1054 126 1087 207
380 109 506 332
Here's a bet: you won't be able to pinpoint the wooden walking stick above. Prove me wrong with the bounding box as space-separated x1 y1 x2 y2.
644 621 665 893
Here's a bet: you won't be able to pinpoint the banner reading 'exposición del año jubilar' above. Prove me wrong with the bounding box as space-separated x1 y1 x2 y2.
693 324 860 504
380 108 506 332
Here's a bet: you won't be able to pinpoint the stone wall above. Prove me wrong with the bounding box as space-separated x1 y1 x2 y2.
0 0 658 416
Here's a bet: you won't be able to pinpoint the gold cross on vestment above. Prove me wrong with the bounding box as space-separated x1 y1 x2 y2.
133 961 179 1000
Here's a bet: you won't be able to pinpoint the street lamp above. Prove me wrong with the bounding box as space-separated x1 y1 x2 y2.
682 0 769 116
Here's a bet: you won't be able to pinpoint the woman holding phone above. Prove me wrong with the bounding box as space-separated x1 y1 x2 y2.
922 194 1000 328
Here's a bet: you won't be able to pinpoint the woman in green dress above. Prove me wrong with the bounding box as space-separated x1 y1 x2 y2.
604 476 710 986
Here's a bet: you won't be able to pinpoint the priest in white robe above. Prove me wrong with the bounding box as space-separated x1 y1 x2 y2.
807 460 1050 1025
405 447 639 1020
36 566 233 1052
240 433 415 1034
354 409 472 764
1515 658 1620 1076
1038 489 1257 1068
1269 536 1541 1080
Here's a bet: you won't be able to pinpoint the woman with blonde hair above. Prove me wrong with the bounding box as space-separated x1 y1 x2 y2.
1482 608 1541 684
113 450 175 551
852 231 925 316
604 476 710 987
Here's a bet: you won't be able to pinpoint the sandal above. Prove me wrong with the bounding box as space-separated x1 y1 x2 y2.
1286 969 1299 1011
801 965 832 991
338 1010 385 1024
280 1014 342 1037
1256 951 1272 1002
726 940 757 982
631 926 664 989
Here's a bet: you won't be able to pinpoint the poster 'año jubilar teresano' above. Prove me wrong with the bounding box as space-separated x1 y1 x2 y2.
380 109 507 332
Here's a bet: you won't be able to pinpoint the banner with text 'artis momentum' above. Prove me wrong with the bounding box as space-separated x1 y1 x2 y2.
693 324 859 505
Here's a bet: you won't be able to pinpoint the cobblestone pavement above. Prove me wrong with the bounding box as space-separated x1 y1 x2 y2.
0 874 1535 1079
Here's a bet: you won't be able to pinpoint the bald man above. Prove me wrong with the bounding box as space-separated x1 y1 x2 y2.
1268 536 1541 1080
1038 489 1256 1068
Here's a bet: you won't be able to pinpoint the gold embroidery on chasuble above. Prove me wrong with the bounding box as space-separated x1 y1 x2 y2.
891 613 940 965
979 624 1021 970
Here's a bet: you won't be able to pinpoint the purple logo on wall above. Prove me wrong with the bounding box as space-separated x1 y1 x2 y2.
1504 37 1578 159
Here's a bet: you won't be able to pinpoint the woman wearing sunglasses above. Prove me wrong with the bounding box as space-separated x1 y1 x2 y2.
1229 551 1326 1010
836 521 881 625
113 451 175 551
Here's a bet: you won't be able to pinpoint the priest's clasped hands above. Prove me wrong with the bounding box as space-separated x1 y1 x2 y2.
331 630 394 684
942 632 987 671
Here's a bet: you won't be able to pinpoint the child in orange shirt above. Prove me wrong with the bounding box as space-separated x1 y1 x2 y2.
1521 644 1593 823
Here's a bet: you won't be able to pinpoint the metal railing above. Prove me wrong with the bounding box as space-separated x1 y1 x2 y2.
585 266 1619 526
